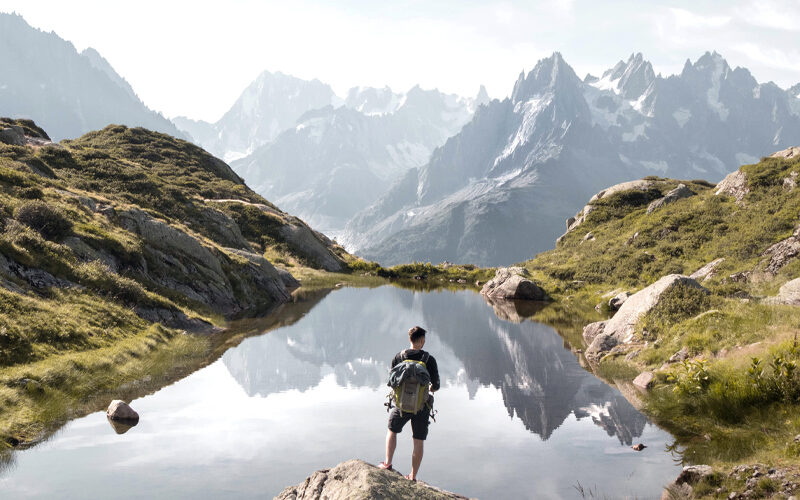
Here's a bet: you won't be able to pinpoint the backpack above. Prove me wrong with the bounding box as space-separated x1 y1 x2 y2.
387 350 431 414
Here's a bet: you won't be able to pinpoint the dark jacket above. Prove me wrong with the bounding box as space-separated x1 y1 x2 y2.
391 349 440 392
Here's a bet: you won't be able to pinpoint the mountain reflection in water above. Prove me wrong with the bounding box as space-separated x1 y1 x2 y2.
223 286 646 445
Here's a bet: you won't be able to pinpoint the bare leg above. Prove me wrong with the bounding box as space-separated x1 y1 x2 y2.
384 430 397 466
410 438 424 480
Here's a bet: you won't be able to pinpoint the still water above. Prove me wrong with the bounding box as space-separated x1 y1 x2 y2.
0 286 681 499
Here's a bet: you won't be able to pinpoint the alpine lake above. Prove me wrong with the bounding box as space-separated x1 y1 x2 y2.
0 285 682 499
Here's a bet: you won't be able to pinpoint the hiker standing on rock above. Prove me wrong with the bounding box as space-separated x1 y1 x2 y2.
379 326 440 481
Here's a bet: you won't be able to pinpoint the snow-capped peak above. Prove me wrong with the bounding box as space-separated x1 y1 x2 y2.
591 52 654 100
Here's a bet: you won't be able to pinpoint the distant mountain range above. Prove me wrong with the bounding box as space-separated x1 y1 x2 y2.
173 71 337 162
0 13 182 141
229 84 487 234
341 52 800 266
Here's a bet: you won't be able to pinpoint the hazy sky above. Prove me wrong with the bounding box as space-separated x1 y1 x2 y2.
3 0 799 122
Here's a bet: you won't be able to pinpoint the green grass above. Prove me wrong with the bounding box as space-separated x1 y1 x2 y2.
0 323 210 447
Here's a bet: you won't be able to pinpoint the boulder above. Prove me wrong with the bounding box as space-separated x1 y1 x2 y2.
661 465 714 500
480 268 546 301
107 400 139 421
632 371 655 392
0 125 26 146
274 459 471 500
690 258 725 281
762 226 800 275
676 465 714 485
646 183 694 214
765 278 800 306
715 170 749 203
583 275 708 361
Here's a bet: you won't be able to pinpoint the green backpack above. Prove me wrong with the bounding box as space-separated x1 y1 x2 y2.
388 351 431 414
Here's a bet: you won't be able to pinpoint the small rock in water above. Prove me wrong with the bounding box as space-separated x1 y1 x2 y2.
632 443 646 451
107 400 139 421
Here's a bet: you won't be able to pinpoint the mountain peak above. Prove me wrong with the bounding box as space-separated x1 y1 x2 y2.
592 52 655 100
789 83 800 98
511 52 581 103
475 85 490 106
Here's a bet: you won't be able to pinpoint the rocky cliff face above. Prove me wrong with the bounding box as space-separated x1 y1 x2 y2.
0 13 183 142
343 52 800 266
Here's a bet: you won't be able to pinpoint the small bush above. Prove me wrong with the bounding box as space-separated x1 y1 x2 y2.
14 201 72 240
16 186 43 199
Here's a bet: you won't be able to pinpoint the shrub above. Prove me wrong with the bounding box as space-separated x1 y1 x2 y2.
14 201 73 240
16 186 43 199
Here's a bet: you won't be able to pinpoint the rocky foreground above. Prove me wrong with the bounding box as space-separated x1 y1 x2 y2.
274 460 472 500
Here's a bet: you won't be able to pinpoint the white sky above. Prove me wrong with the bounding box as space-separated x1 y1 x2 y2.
2 0 799 122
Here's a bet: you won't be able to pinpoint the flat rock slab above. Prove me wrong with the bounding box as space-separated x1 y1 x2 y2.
632 371 655 392
583 274 708 361
274 459 472 500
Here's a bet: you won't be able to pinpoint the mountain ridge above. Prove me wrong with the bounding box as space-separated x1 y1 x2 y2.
344 51 800 266
0 13 183 142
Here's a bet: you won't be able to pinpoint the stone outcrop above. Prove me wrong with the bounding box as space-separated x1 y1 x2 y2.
274 460 471 500
715 170 749 203
204 199 346 272
772 146 800 160
762 226 800 275
646 183 694 214
583 275 708 361
480 267 547 301
107 400 139 421
117 208 291 316
690 258 725 281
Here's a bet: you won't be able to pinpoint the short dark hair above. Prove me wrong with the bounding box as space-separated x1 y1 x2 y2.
408 326 426 343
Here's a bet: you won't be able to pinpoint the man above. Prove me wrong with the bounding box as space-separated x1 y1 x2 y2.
378 326 440 481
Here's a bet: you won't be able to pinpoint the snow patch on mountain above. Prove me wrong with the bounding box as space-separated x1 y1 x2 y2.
673 108 691 127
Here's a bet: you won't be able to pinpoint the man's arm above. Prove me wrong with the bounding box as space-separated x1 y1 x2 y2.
428 356 440 392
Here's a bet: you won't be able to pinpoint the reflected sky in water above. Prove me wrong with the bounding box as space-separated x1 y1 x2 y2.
0 287 681 499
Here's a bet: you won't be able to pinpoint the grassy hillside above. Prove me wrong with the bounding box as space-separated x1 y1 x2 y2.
0 119 356 446
520 153 800 481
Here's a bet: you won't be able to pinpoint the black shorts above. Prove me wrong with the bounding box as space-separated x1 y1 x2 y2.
388 395 433 440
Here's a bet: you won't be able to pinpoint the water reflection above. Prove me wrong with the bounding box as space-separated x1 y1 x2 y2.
223 287 647 445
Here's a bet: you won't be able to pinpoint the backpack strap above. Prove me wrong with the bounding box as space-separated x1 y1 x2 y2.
422 351 430 365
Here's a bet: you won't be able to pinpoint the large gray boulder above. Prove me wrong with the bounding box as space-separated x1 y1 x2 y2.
646 183 694 214
274 459 471 500
583 275 708 361
480 267 547 301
